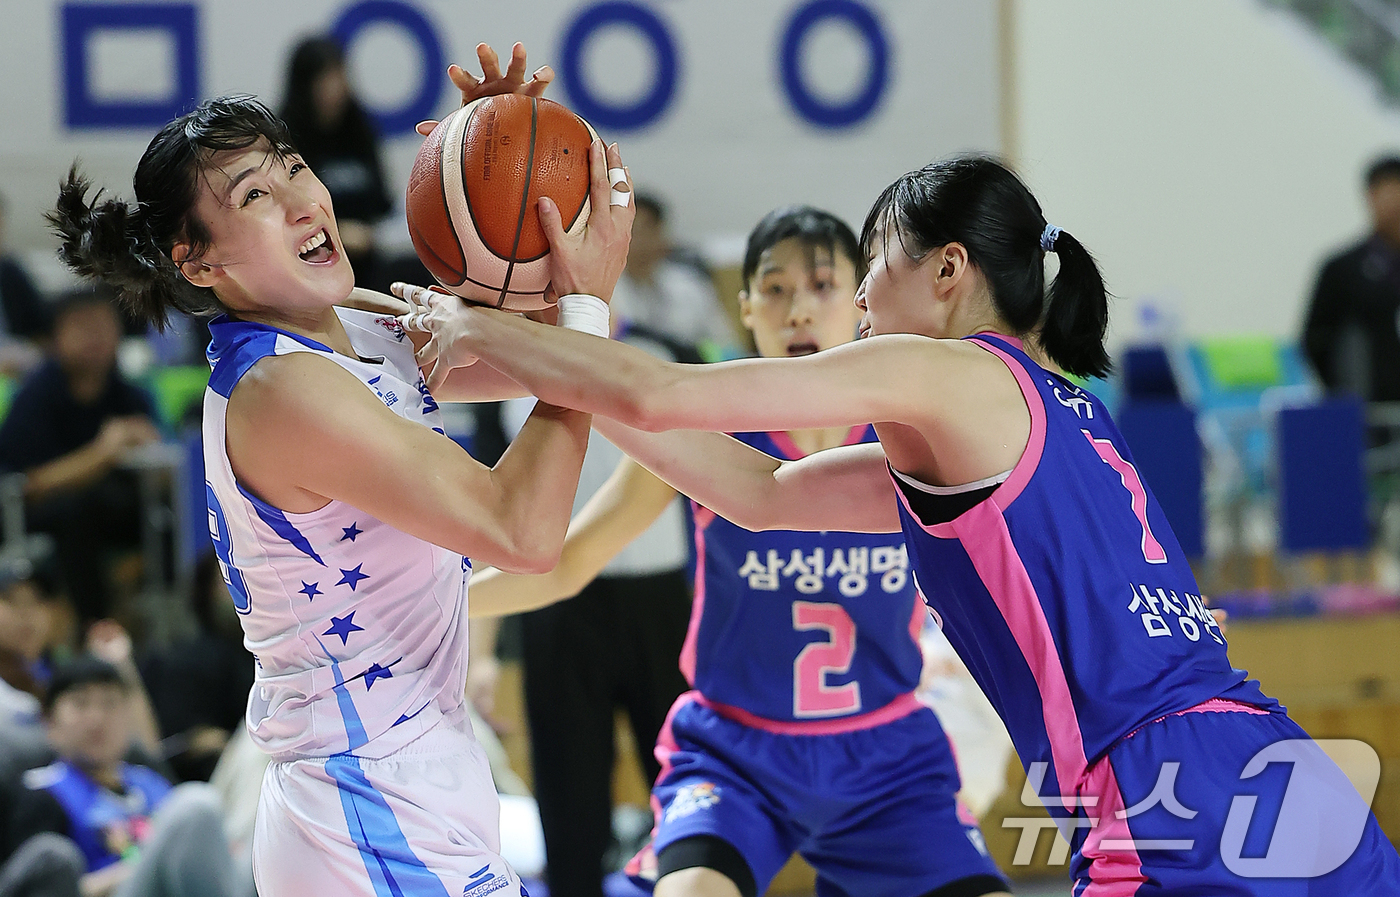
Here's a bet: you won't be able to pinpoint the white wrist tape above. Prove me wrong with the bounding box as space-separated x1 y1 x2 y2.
557 293 611 338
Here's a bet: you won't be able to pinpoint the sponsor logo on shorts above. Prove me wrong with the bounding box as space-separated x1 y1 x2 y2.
664 782 721 822
462 863 510 897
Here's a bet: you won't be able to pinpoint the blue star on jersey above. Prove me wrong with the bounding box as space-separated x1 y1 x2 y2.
298 581 321 601
324 613 364 646
340 522 362 542
337 564 369 591
363 663 393 690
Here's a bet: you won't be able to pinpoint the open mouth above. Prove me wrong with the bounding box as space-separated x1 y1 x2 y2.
298 228 336 264
786 341 819 356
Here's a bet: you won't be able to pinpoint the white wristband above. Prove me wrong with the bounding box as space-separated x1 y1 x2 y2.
557 293 610 338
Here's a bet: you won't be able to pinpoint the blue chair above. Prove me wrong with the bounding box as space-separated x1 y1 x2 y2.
1118 400 1204 558
1277 397 1369 554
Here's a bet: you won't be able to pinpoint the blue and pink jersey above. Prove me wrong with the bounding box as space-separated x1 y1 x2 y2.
891 334 1278 816
686 426 926 730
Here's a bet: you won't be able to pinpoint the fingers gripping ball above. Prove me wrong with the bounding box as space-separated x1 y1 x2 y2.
406 94 598 311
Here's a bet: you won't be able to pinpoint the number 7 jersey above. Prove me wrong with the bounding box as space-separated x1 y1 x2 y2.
685 426 928 729
891 334 1277 809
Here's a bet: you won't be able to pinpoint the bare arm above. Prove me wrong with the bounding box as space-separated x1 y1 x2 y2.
423 307 950 434
467 457 678 617
591 419 901 533
24 417 158 501
228 353 590 573
340 287 528 403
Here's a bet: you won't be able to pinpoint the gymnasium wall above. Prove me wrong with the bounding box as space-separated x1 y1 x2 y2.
0 0 1002 278
1012 0 1400 346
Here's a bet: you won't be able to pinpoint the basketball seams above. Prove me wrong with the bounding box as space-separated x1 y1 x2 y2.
496 99 540 308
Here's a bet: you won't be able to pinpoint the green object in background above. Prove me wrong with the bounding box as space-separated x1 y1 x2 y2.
0 376 14 425
1199 336 1282 389
149 365 210 430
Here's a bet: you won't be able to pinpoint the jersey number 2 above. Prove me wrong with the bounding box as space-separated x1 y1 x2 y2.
792 601 862 718
1081 430 1168 564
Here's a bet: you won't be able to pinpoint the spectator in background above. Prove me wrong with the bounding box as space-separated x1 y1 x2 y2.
279 37 392 291
139 554 253 783
0 290 158 625
0 547 61 736
608 193 740 358
0 194 51 377
5 658 237 897
1304 155 1400 401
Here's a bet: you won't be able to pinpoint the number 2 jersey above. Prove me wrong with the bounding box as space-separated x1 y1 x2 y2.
686 426 927 728
891 334 1278 811
203 308 471 760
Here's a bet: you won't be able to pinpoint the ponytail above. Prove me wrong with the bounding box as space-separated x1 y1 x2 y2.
47 95 297 332
1041 229 1110 378
48 167 214 331
862 156 1112 379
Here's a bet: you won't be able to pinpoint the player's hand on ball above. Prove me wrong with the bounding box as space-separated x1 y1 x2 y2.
539 140 633 300
415 42 553 136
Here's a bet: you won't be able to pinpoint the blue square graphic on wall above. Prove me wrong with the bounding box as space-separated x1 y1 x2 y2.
62 3 200 129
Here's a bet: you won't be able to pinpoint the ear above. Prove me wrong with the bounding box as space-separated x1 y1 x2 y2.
737 288 755 331
935 243 971 290
172 243 220 289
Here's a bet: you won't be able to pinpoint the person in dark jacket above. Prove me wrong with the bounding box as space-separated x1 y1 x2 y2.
1304 156 1400 400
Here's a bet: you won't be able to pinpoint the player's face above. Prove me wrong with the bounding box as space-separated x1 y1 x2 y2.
857 224 944 339
47 683 131 770
741 238 861 358
183 141 354 315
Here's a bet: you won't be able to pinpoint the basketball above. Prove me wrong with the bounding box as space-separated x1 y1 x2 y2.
405 94 599 311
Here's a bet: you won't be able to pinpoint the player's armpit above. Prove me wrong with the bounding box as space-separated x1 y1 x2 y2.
225 353 587 573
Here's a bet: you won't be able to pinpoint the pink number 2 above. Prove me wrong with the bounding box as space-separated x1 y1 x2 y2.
792 601 862 718
1082 430 1168 564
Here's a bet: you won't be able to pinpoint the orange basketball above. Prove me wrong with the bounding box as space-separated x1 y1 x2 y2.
405 94 598 311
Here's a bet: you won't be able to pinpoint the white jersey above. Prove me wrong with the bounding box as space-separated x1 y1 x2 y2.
203 308 471 760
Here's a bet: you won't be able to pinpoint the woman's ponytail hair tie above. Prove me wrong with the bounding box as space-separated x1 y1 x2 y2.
1040 223 1062 253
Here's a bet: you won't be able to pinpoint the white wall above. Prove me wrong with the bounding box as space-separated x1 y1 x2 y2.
0 0 1001 276
1012 0 1400 346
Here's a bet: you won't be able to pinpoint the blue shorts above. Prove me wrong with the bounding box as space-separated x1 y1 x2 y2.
630 693 1006 897
1067 700 1400 895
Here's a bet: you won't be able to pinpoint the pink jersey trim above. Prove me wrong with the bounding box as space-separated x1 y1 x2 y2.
679 510 717 685
767 425 869 461
625 691 696 881
1078 753 1147 895
1119 696 1271 745
887 336 1047 538
693 689 924 735
953 501 1091 806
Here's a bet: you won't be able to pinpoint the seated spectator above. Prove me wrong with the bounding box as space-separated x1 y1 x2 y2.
608 192 741 358
6 657 237 897
140 554 253 783
0 289 159 624
280 37 392 289
0 193 51 377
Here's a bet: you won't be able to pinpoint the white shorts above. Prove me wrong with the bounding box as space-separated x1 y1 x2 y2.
252 713 523 897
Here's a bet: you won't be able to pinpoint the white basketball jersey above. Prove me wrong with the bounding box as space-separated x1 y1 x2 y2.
203 308 471 760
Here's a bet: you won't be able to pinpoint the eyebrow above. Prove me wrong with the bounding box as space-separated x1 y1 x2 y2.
222 166 261 203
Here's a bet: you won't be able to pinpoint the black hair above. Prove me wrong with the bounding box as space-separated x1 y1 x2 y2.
0 536 62 598
742 206 865 287
1366 155 1400 189
862 155 1110 379
634 191 666 223
43 655 126 715
48 95 298 331
280 37 382 176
